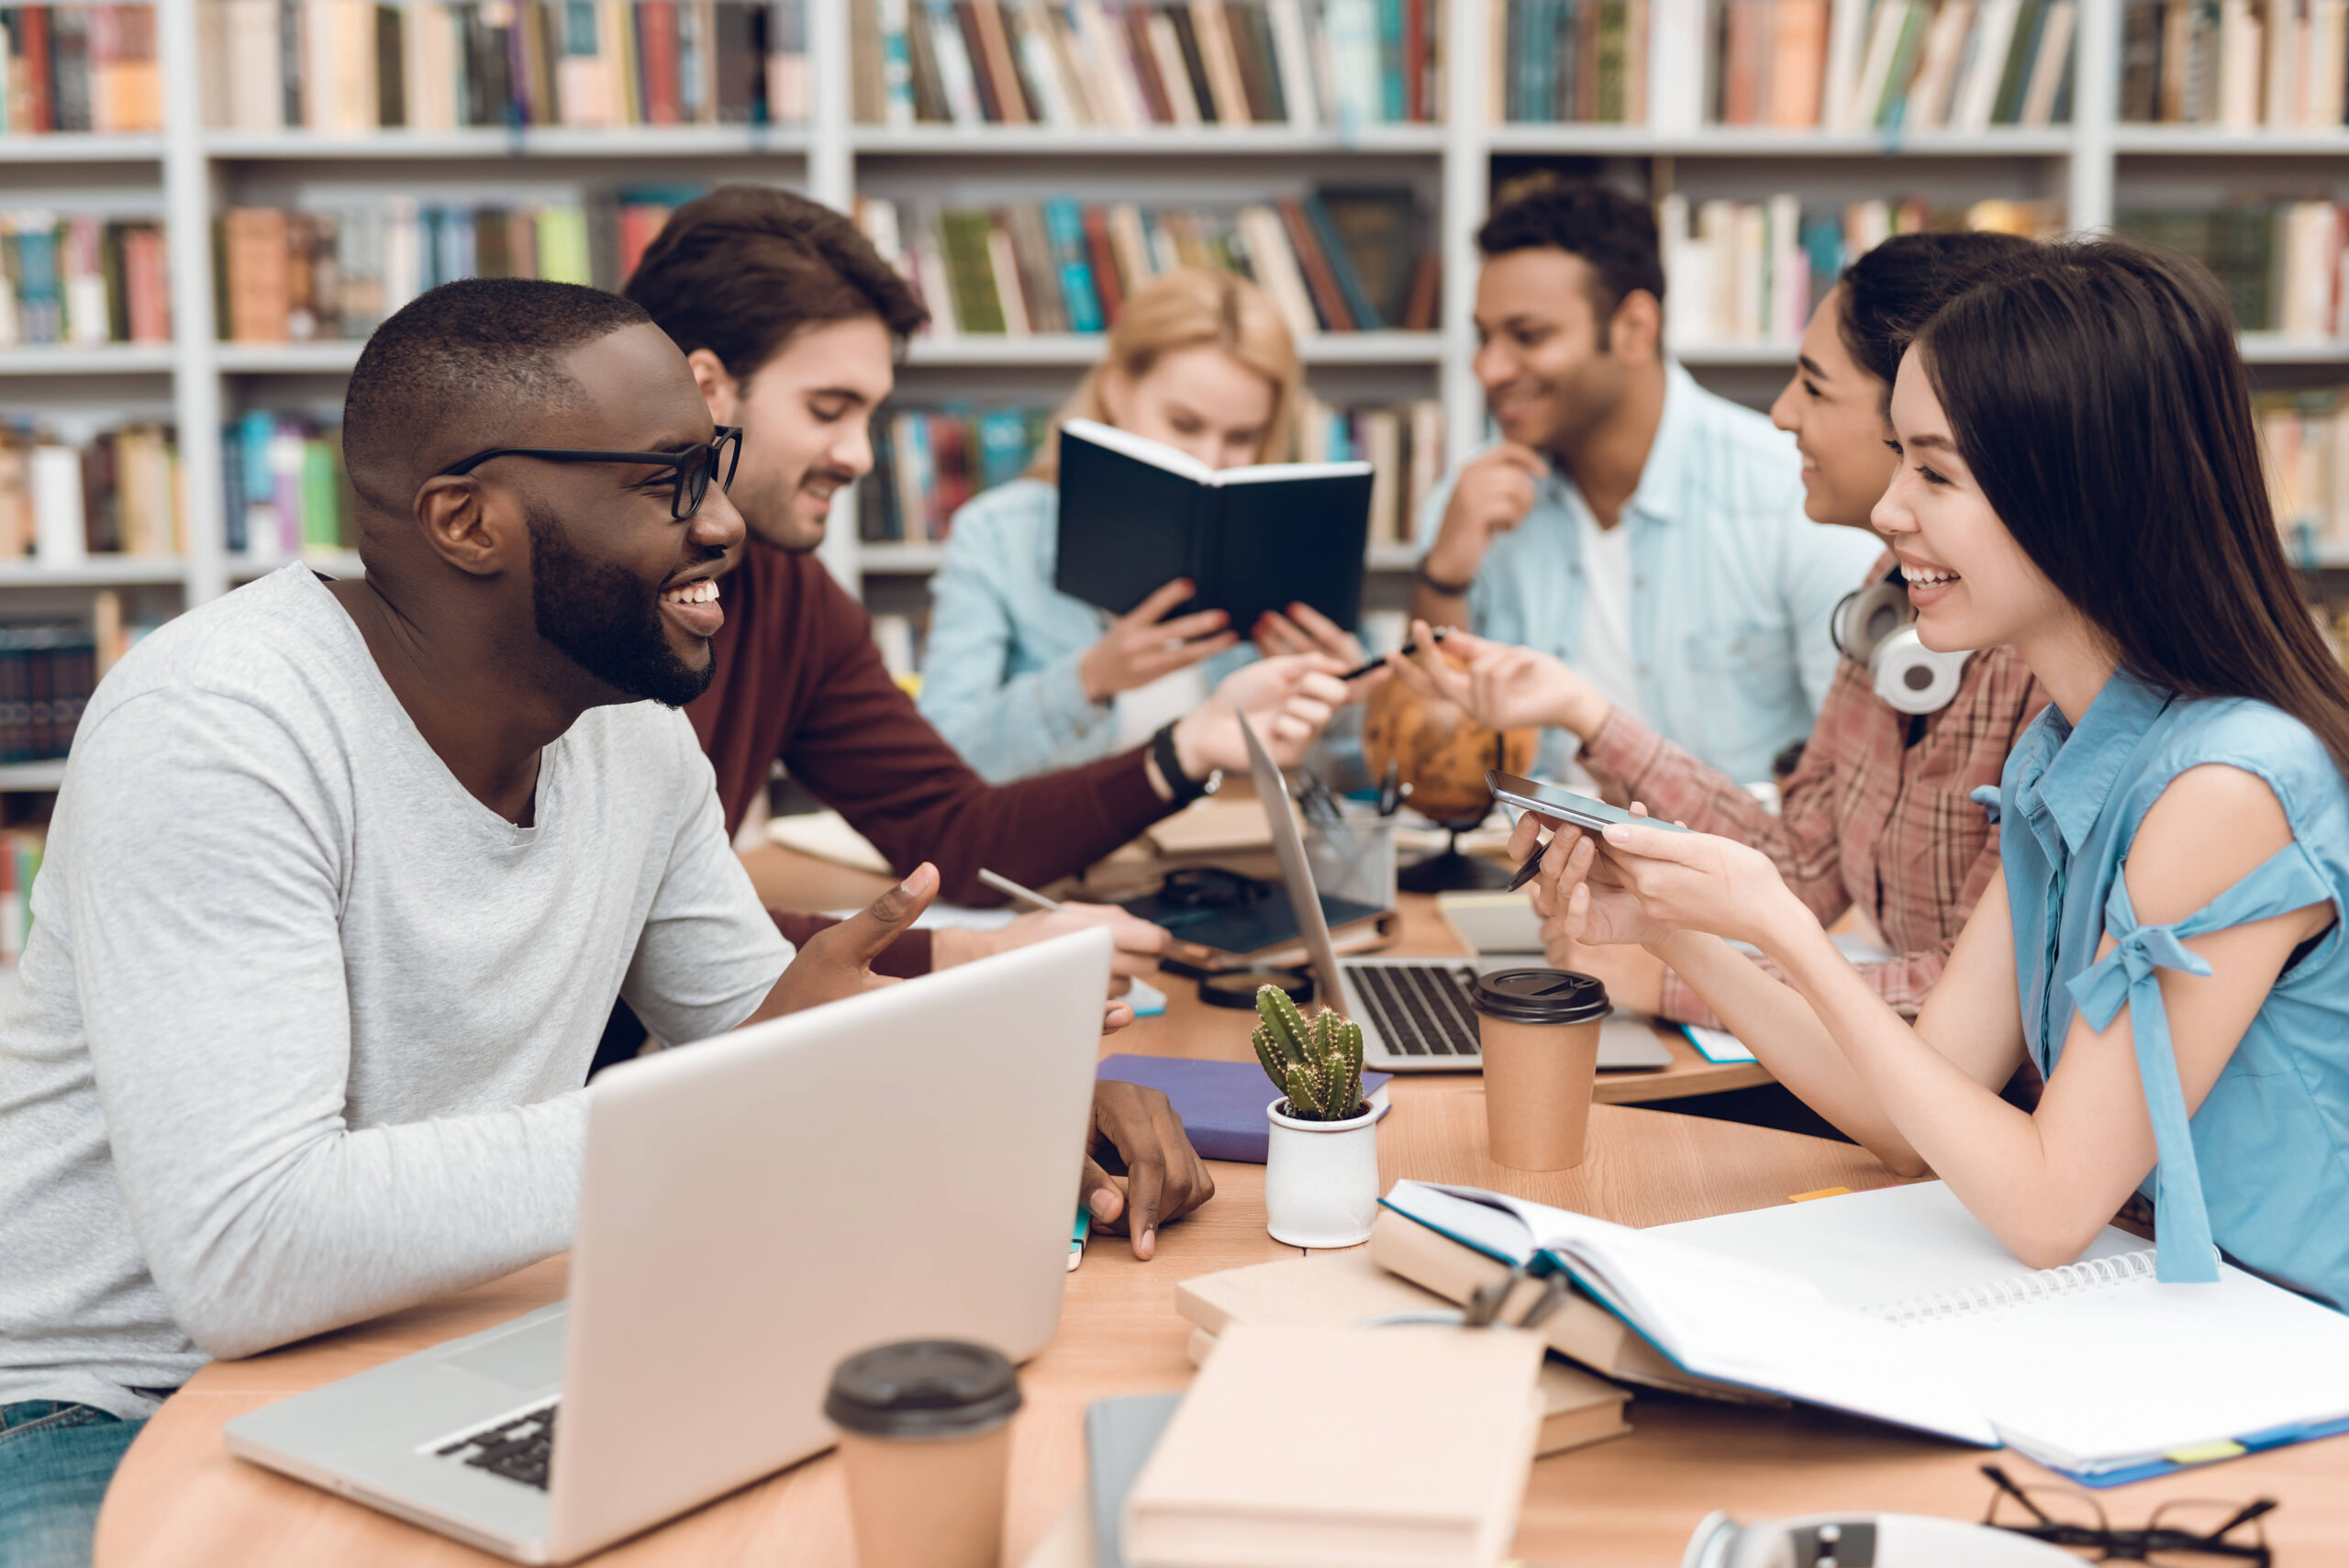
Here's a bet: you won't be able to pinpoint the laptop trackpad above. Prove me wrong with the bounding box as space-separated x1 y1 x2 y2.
446 1319 568 1390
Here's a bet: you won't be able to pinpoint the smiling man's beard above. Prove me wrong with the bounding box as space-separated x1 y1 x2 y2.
526 500 715 709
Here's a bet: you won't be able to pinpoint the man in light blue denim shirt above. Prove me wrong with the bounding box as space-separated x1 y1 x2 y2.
1413 184 1879 784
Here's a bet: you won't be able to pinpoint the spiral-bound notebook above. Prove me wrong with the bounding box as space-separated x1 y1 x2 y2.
1379 1179 2349 1486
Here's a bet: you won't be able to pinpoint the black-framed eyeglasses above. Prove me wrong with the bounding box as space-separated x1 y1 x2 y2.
436 427 743 520
1981 1464 2277 1564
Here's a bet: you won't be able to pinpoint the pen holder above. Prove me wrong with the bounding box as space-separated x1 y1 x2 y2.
1305 807 1398 911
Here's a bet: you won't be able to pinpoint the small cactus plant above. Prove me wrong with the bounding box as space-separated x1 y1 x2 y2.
1251 984 1367 1122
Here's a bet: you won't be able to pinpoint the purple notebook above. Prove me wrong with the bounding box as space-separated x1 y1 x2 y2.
1096 1055 1393 1164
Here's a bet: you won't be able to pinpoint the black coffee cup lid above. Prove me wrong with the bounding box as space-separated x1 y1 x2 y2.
1473 968 1610 1026
824 1340 1022 1438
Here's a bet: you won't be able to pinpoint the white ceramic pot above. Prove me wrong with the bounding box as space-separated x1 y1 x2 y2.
1263 1095 1389 1248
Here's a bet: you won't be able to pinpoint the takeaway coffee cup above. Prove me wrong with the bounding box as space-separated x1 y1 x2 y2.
1474 968 1611 1171
825 1340 1023 1568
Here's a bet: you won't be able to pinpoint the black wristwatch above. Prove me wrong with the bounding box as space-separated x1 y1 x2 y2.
1150 721 1222 808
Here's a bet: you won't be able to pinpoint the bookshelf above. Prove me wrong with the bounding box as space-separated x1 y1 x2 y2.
0 0 2342 779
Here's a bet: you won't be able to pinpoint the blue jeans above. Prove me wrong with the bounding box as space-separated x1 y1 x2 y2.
0 1403 146 1568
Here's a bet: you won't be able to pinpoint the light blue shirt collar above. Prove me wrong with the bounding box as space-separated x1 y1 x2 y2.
1542 361 1707 530
2011 670 2176 859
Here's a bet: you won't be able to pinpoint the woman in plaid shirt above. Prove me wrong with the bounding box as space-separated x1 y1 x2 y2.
1399 232 2049 1030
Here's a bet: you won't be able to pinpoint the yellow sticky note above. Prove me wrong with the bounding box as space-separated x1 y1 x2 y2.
2162 1440 2247 1466
1787 1187 1853 1204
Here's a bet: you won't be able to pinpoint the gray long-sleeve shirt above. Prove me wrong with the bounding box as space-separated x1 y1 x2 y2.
0 566 791 1418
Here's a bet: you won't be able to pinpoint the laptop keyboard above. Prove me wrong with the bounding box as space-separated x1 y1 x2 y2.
1351 963 1483 1058
434 1403 557 1490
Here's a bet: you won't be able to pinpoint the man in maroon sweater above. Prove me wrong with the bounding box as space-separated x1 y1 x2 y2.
629 185 1346 973
607 187 1351 1258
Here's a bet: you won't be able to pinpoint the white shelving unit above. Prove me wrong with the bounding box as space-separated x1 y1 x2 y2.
0 0 2341 729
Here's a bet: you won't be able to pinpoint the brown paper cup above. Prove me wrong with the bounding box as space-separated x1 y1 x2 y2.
837 1422 1014 1568
1478 1013 1604 1170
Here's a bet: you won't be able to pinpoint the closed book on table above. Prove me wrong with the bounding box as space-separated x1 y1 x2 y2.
1096 1055 1392 1163
1122 1322 1543 1568
1052 417 1371 633
1174 1251 1631 1458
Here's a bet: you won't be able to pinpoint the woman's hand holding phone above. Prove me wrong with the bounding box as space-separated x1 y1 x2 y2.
1512 805 1805 954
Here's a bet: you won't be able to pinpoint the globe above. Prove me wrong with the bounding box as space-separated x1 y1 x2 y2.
1362 671 1539 830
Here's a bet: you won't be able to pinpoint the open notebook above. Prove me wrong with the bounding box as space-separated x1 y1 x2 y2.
1380 1179 2349 1486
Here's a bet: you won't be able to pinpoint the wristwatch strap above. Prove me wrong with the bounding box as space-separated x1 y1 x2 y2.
1415 558 1475 596
1149 721 1220 807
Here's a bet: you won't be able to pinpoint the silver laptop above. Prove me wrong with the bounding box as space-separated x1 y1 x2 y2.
1238 717 1673 1076
226 929 1114 1564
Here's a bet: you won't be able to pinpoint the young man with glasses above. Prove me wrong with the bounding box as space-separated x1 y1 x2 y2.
612 186 1351 1006
0 279 1211 1567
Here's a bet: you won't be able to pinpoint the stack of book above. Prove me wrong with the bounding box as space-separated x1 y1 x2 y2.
1293 393 1443 545
1660 193 2057 345
2120 0 2349 128
197 0 808 133
215 191 693 342
0 828 44 963
1490 0 1649 123
0 426 183 563
2258 387 2349 558
849 0 1441 128
861 405 1052 543
1707 0 2076 130
0 627 95 766
857 186 1436 339
0 6 162 133
0 214 171 348
2115 204 2346 337
222 415 356 561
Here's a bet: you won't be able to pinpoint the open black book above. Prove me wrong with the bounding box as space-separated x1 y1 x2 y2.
1052 418 1375 632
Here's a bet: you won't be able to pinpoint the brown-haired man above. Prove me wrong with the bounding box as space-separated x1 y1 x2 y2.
611 186 1348 1255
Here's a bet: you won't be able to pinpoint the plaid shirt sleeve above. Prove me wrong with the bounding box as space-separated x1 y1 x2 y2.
1612 650 2050 1029
1578 660 1876 928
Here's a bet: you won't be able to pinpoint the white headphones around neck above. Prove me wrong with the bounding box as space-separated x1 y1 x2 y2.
1831 573 1973 716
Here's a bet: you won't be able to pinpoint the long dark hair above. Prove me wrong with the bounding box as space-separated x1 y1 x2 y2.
1838 230 2039 391
1915 238 2349 777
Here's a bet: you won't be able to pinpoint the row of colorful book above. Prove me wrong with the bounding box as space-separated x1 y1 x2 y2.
1492 0 1647 123
1709 0 2076 130
1659 193 2057 345
855 187 1435 340
198 0 809 133
0 628 94 766
223 415 355 561
0 828 44 964
216 192 693 343
1292 392 1443 544
850 0 1441 128
0 214 170 348
2114 204 2349 339
0 5 161 134
2121 0 2349 127
0 426 182 564
858 395 1441 544
2260 387 2349 557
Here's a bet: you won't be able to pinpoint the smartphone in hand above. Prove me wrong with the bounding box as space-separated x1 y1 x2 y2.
1485 771 1695 836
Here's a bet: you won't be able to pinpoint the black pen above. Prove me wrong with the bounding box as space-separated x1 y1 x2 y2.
1340 626 1450 682
1503 837 1550 894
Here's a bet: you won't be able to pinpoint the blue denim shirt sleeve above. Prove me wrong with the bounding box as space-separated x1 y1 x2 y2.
917 482 1120 783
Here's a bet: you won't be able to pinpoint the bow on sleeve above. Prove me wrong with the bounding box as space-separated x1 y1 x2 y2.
2064 842 2333 1286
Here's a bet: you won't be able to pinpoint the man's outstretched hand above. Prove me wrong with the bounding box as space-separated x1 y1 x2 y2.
751 863 940 1022
1082 1080 1213 1260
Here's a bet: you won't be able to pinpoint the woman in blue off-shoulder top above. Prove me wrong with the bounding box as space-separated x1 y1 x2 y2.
1518 239 2349 1310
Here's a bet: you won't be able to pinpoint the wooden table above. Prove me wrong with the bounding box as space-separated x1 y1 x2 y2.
94 851 2349 1566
